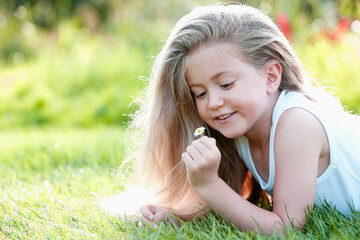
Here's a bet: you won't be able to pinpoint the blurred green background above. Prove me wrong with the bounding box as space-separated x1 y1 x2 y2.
0 0 359 129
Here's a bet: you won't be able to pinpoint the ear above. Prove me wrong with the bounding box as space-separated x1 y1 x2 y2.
265 61 282 95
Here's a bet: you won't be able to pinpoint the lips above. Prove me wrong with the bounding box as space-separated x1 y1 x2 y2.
215 112 234 120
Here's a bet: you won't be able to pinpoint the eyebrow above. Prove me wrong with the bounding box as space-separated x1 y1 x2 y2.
189 71 228 88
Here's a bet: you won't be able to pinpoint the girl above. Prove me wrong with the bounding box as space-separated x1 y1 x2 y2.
109 4 360 235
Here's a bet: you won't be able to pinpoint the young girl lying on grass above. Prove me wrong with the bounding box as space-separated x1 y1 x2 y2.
101 4 360 235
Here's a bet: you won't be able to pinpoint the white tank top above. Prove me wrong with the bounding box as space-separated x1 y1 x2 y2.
235 90 360 215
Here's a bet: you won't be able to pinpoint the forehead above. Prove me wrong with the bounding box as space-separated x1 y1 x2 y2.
186 41 241 65
185 42 244 82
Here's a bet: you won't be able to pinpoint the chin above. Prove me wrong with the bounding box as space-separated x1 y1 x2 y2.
220 130 242 139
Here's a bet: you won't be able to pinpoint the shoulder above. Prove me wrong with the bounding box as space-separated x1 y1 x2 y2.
277 107 322 130
272 90 313 124
274 107 327 159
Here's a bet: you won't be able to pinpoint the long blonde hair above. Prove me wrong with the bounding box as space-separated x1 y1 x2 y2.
123 4 311 216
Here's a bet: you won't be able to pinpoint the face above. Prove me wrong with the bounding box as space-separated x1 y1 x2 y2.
186 42 276 139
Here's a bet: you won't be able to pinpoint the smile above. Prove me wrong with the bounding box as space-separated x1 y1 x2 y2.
217 113 232 120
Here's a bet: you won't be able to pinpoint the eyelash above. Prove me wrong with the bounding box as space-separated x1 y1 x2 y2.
195 92 206 99
194 80 235 99
220 80 235 89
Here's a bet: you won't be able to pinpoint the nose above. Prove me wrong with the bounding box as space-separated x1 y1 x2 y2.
208 90 224 110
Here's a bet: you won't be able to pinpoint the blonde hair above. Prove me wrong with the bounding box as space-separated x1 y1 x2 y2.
122 4 311 217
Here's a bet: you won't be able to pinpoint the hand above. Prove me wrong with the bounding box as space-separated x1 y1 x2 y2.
181 136 221 190
139 204 180 229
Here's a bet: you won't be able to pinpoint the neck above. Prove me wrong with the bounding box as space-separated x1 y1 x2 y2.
245 91 280 150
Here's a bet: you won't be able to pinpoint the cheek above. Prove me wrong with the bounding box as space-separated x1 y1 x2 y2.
195 101 208 120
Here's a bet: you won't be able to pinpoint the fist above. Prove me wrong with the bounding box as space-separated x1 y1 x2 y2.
181 136 221 190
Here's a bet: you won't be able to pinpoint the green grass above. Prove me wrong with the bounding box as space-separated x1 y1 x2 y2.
1 2 360 238
1 1 359 238
1 128 359 239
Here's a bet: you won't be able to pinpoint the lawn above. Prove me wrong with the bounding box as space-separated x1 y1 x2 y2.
1 0 360 238
1 128 359 239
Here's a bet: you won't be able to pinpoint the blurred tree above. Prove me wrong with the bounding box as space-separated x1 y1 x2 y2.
1 0 109 29
0 0 359 128
336 0 360 19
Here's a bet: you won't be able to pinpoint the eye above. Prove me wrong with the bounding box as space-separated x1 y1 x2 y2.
195 91 207 99
220 80 235 89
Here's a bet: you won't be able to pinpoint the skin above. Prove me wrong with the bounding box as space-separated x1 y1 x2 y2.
139 205 180 229
141 42 330 235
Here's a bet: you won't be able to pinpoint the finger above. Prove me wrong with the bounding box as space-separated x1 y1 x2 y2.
154 211 166 221
139 217 159 229
182 152 196 168
138 219 144 228
191 139 209 155
154 210 173 221
198 136 217 150
151 221 159 230
186 145 202 160
140 205 155 221
198 137 221 162
155 211 180 226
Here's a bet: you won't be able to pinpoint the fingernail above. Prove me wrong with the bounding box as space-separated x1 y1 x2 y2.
152 223 158 230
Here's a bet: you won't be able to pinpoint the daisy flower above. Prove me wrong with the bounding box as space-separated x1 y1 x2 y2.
193 127 206 138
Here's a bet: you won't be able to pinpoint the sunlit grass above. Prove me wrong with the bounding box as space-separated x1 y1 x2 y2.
1 2 360 238
1 128 359 239
0 127 129 238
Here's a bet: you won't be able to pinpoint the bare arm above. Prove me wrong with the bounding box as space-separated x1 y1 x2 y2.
182 137 281 233
196 179 283 233
272 108 325 227
182 108 327 235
